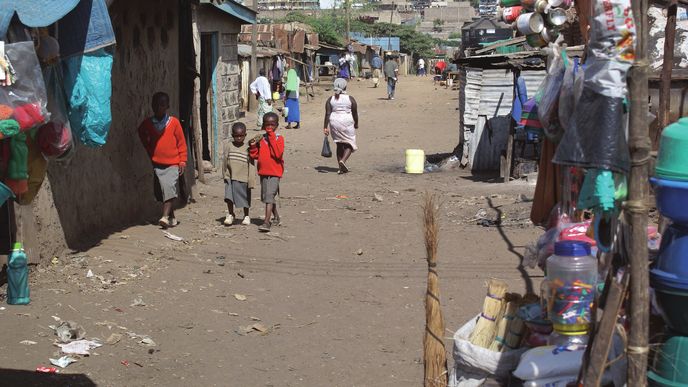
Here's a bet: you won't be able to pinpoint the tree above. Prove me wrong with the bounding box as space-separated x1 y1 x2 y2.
448 31 462 40
432 18 445 32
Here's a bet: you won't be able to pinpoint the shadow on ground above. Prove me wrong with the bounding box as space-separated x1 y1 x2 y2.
0 368 96 387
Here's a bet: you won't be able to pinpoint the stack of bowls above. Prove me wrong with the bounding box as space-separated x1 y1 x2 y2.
650 118 688 386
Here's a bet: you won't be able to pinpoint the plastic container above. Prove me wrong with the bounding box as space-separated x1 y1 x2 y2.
650 177 688 224
0 182 15 207
655 117 688 181
654 224 688 278
545 241 598 333
7 242 30 305
547 330 589 348
405 149 425 174
649 335 688 386
500 0 522 7
652 286 688 335
502 6 524 23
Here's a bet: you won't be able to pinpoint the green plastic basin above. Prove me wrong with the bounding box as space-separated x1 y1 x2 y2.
649 335 688 386
656 118 688 181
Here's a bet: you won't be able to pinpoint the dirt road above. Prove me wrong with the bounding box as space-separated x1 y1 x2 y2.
0 76 542 386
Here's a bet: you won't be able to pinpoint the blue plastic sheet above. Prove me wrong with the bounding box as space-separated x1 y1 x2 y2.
62 48 113 147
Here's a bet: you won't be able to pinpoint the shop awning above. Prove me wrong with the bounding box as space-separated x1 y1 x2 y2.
204 0 256 25
0 0 80 39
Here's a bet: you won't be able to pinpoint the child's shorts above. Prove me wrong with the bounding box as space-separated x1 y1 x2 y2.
260 176 280 204
225 179 251 208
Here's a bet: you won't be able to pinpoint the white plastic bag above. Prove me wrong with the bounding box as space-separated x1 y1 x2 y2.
513 346 584 381
452 315 528 385
523 374 578 387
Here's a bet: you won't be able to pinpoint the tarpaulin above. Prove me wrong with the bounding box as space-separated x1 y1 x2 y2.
0 0 80 39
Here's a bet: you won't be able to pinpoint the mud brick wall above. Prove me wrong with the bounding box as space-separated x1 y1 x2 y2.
29 0 180 257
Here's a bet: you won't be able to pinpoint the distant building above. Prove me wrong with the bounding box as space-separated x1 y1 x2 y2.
479 0 497 17
258 0 319 10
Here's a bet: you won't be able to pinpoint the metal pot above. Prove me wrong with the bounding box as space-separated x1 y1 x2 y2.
526 33 548 48
547 7 568 26
516 12 545 35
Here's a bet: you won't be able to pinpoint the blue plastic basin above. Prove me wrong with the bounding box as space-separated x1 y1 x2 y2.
651 177 688 224
0 182 14 206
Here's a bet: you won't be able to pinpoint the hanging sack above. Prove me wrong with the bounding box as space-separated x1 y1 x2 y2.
321 136 332 158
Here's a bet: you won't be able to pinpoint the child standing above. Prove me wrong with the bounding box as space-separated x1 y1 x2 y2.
138 92 188 228
222 122 255 226
249 112 284 232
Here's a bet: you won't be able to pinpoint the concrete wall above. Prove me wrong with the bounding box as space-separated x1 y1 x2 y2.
197 6 242 163
31 0 181 257
423 5 474 23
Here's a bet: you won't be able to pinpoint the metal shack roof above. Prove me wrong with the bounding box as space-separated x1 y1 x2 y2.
203 0 256 24
457 50 546 70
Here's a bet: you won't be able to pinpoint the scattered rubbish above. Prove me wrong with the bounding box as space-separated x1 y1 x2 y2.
355 249 364 256
236 323 270 336
49 356 78 368
53 321 86 343
140 337 156 347
35 366 58 373
252 323 268 333
250 316 261 321
20 340 37 345
86 269 94 278
51 316 61 321
162 231 184 241
335 195 349 199
51 257 59 265
215 256 226 267
57 339 102 355
234 294 247 301
210 309 225 314
121 360 129 367
0 307 5 311
237 272 245 279
373 193 384 202
130 298 146 307
105 333 123 345
229 312 239 317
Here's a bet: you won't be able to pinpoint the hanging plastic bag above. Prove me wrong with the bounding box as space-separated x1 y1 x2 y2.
38 62 74 160
62 47 113 147
0 42 50 137
321 136 332 158
535 47 566 142
558 57 581 133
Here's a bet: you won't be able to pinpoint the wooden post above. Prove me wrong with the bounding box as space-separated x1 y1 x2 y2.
249 0 258 113
191 4 205 184
657 0 678 141
627 0 650 382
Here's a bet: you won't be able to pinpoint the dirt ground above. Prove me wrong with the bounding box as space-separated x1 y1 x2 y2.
0 76 544 386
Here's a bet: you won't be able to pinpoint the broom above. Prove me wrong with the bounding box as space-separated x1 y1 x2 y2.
469 279 508 348
422 193 448 387
489 293 522 351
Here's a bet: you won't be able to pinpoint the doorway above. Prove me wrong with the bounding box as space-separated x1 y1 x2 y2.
200 33 218 164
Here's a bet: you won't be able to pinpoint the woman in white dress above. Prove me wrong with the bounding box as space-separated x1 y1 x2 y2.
323 78 359 174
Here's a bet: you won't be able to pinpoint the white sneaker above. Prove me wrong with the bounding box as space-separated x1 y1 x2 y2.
169 217 179 227
241 216 251 225
224 214 234 226
159 216 170 228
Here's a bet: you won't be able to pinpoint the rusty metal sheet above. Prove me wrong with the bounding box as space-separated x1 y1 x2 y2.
238 32 272 43
240 24 273 34
306 33 319 47
292 30 306 54
352 42 367 55
273 27 289 51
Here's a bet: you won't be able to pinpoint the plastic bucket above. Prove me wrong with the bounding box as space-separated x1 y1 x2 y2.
405 149 425 174
0 182 14 206
516 13 544 35
649 335 688 385
502 6 524 23
656 118 688 181
650 177 688 223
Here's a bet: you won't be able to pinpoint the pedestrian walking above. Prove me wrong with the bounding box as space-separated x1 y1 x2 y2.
371 53 383 88
222 122 255 227
249 112 284 232
270 55 284 95
137 92 188 229
384 55 399 100
250 69 273 130
417 58 426 76
323 78 359 174
284 68 301 129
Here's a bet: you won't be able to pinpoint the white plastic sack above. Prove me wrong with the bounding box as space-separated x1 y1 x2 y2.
513 346 584 381
452 315 528 385
523 374 578 387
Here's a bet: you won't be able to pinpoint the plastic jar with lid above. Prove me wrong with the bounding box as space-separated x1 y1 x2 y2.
545 240 598 333
547 330 589 348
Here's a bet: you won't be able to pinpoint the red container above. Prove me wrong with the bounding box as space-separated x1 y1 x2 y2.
502 6 524 23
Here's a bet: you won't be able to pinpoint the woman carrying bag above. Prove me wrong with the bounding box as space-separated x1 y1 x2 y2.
323 78 358 174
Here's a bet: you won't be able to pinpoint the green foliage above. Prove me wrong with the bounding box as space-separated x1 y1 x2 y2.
448 31 462 40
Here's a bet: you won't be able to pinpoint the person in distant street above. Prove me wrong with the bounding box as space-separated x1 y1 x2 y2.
384 55 399 100
284 67 301 129
371 53 383 88
270 55 284 95
417 57 426 76
323 78 359 174
337 53 351 80
222 122 255 227
249 112 284 232
250 68 273 130
434 59 447 84
138 92 188 229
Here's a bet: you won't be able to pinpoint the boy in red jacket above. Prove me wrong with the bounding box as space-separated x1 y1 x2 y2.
138 92 188 228
249 112 284 232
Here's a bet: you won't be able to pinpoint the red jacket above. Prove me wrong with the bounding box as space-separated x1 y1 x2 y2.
249 131 284 177
138 116 188 166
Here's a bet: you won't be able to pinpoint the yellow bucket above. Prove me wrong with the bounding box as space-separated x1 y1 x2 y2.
405 149 425 174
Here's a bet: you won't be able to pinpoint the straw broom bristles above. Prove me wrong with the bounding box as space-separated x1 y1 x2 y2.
489 293 521 352
504 294 534 350
469 279 508 348
422 193 447 387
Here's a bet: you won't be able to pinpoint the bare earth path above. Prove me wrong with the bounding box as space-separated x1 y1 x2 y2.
0 76 542 386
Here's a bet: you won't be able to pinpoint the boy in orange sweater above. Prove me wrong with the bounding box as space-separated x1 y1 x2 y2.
249 112 284 232
138 92 188 228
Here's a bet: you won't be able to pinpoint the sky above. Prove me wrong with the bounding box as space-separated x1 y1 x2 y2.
320 0 336 8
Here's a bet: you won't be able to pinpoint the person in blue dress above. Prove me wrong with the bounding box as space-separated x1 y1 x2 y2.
285 68 301 129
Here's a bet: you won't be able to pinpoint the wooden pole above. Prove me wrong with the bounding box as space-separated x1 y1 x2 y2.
422 193 448 387
656 0 678 142
191 4 205 184
345 0 350 43
627 0 650 382
250 0 258 113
